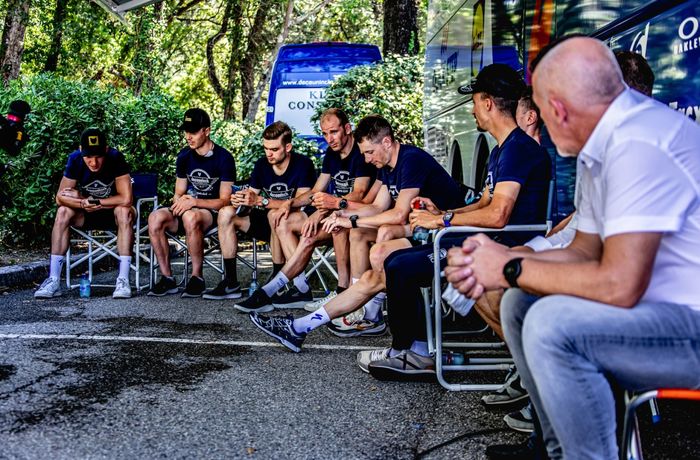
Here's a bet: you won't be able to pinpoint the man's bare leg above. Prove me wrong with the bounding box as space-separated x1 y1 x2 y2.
332 229 351 289
349 227 377 279
474 290 505 340
148 208 179 278
181 208 213 279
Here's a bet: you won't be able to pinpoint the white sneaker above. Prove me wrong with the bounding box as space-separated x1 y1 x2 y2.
356 347 392 373
34 277 61 299
303 290 338 312
112 277 132 299
329 306 365 327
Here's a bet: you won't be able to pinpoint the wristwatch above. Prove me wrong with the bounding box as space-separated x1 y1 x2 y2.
261 197 270 208
349 215 359 229
503 257 524 288
338 198 348 210
442 211 454 228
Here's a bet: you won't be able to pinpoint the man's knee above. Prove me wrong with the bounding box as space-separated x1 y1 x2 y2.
218 206 235 226
113 206 133 226
376 226 397 243
521 297 576 357
500 288 539 329
55 206 77 227
182 211 205 233
148 208 170 231
369 242 392 270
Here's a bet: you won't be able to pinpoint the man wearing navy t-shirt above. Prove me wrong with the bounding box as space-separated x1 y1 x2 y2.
248 115 465 351
34 127 134 300
148 108 235 298
206 121 316 304
231 108 376 310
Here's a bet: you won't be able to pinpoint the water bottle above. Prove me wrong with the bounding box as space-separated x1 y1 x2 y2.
412 200 430 243
442 351 465 365
248 278 259 296
79 273 91 298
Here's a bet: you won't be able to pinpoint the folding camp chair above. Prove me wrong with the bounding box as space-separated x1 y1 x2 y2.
305 244 339 294
621 389 700 460
426 180 554 391
65 172 158 291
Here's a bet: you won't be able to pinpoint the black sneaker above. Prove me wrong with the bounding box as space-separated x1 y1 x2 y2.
249 312 306 352
182 276 205 298
233 288 274 313
203 280 242 300
148 276 178 296
271 286 313 309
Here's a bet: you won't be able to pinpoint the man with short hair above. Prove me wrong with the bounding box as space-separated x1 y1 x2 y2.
235 108 375 309
148 108 235 298
205 121 316 305
248 114 465 350
34 127 134 299
448 37 700 459
614 50 654 97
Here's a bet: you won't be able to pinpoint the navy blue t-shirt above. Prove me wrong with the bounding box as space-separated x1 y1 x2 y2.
485 127 551 225
249 152 316 200
321 142 376 196
378 144 463 211
64 148 130 198
175 144 236 199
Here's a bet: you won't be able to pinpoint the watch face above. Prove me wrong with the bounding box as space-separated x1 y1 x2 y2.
339 199 348 209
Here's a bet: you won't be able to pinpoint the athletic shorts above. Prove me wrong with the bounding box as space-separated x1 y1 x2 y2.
80 209 120 230
156 206 217 236
244 208 272 242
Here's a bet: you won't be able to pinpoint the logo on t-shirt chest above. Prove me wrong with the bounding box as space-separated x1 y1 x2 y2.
267 182 296 200
187 168 219 195
332 170 354 196
81 180 114 198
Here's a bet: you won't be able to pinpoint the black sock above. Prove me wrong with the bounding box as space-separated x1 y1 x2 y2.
337 286 347 294
272 263 284 276
224 258 238 285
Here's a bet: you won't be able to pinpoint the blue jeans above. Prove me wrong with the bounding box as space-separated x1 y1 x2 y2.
501 289 700 460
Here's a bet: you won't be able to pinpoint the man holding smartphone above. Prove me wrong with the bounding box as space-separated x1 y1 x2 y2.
34 127 134 299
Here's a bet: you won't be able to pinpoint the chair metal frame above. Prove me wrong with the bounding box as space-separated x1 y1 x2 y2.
66 173 158 292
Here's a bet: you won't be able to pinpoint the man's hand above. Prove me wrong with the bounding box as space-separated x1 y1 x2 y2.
321 212 351 233
231 189 258 207
80 198 103 213
409 209 441 231
312 192 340 210
302 210 326 238
170 194 197 216
268 208 286 228
274 199 293 226
410 196 441 215
445 234 512 299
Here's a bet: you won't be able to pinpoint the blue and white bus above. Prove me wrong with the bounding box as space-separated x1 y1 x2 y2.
266 42 382 149
423 0 700 219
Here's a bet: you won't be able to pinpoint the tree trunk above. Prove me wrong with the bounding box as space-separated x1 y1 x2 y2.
206 0 243 120
0 0 31 85
382 0 418 56
240 0 273 120
43 0 70 72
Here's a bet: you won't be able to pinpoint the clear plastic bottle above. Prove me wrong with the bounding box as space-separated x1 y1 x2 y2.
412 200 430 243
248 278 259 296
79 273 91 298
442 351 465 365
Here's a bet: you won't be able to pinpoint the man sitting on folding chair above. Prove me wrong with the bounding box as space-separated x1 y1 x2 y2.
34 127 134 299
447 37 700 460
148 108 235 298
244 108 376 309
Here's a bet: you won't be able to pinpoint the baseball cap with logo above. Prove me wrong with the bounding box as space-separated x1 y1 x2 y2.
80 127 107 157
179 108 211 132
457 63 526 103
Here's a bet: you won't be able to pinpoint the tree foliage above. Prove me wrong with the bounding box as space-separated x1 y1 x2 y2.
311 54 425 146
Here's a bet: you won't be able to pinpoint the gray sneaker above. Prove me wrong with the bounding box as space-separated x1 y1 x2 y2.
504 402 534 433
481 366 528 406
34 277 61 299
356 348 392 373
304 290 338 312
112 277 132 299
368 350 436 381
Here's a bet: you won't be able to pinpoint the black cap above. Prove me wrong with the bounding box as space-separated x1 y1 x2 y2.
457 64 525 102
80 127 107 157
8 100 30 119
179 108 211 132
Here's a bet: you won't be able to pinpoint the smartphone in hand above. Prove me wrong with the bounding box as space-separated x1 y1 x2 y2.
88 198 101 206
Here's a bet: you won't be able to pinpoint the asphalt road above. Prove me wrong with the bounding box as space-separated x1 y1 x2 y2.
0 269 698 459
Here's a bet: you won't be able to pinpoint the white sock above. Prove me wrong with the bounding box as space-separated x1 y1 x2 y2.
410 341 430 357
293 274 309 293
262 271 289 297
118 256 131 281
351 277 359 285
293 307 331 334
49 254 65 279
363 292 386 321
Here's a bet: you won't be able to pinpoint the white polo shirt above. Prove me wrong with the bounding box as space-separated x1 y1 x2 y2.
576 88 700 311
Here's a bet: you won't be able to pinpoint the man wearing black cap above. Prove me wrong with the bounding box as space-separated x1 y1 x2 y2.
148 108 236 298
347 63 551 379
34 127 134 299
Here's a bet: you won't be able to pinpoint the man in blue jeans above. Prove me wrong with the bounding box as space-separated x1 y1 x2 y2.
447 37 700 459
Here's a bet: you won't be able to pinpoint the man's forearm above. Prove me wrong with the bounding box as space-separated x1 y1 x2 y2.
357 208 406 228
194 197 228 210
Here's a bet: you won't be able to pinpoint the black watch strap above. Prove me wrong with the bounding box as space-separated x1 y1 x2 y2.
503 257 524 288
349 215 359 229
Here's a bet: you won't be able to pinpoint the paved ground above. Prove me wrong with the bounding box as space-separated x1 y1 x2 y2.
0 257 698 459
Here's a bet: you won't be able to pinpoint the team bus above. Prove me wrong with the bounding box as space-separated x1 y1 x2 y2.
424 0 700 219
266 42 382 149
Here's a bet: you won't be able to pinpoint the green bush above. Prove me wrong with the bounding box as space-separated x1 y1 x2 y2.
311 54 425 146
0 74 320 246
